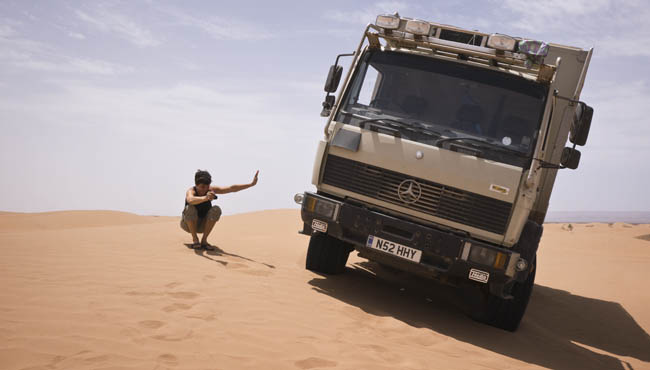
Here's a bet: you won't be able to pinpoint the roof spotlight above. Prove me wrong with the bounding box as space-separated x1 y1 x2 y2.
375 14 400 30
487 34 516 51
404 19 431 36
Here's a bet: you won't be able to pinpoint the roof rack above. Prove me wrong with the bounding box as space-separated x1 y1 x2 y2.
367 16 557 83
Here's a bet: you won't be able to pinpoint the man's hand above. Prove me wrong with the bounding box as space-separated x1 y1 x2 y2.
206 192 217 201
211 171 259 195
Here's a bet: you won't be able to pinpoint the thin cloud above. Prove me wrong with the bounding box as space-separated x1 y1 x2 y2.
586 80 650 147
0 24 15 37
160 7 272 41
67 31 86 40
0 30 132 75
499 0 611 20
0 18 20 37
75 6 161 47
496 0 650 57
324 1 408 25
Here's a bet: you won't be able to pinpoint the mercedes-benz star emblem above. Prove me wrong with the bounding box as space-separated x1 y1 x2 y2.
397 179 422 204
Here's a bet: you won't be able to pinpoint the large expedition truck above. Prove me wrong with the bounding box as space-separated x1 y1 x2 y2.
295 13 594 331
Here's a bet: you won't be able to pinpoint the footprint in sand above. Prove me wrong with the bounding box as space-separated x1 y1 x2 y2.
119 327 146 344
186 313 217 321
362 344 388 352
152 329 193 342
224 262 273 277
165 282 183 289
162 303 193 312
138 320 165 329
242 269 272 277
167 291 200 300
84 354 111 363
225 262 249 270
125 290 165 297
157 353 179 366
294 357 338 369
120 327 140 337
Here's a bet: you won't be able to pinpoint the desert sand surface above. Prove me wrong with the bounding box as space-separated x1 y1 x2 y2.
1 210 649 370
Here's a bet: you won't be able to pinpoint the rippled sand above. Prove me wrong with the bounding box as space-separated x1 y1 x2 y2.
1 210 649 370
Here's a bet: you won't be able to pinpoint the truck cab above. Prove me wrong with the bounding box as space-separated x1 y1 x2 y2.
295 14 594 331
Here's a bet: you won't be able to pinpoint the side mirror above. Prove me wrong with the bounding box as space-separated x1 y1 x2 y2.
319 52 354 117
320 95 335 117
324 65 343 93
560 147 581 169
569 102 593 146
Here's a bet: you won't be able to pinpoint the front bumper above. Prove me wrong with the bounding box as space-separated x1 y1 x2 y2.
299 192 529 296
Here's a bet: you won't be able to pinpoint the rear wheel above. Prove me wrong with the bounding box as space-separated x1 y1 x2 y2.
305 233 352 274
466 257 537 332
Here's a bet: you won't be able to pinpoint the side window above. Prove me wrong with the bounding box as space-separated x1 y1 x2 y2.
357 65 380 106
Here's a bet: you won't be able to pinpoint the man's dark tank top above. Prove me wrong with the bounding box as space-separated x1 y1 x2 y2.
185 186 212 218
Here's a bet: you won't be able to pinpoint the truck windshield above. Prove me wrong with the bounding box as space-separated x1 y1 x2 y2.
336 50 548 167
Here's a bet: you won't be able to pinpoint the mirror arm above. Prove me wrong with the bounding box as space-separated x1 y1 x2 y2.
537 142 579 170
334 52 355 69
323 24 373 138
553 90 579 106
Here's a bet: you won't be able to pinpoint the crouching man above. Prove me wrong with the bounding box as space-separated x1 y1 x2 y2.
181 169 259 249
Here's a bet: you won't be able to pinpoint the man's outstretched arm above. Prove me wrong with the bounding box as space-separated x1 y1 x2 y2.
211 170 259 194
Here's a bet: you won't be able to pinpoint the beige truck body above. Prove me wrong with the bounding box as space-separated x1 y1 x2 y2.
311 21 592 248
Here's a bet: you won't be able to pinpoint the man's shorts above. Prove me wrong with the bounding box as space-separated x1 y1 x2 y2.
180 204 222 233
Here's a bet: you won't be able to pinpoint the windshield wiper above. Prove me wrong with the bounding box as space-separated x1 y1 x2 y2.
339 110 442 138
435 137 530 158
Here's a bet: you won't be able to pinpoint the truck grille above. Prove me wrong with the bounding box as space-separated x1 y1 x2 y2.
322 155 512 234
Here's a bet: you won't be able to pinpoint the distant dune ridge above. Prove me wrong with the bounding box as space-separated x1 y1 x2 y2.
0 210 174 231
0 209 649 370
546 211 650 223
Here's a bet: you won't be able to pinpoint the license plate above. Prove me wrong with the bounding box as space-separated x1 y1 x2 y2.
366 235 422 263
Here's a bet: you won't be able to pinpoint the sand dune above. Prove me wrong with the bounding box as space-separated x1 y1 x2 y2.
0 210 174 232
0 210 649 369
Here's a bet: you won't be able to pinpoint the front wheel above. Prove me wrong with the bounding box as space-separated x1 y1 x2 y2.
466 257 537 332
305 233 352 275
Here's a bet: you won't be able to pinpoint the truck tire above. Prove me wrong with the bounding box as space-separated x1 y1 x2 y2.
467 256 536 332
305 232 352 274
515 221 543 265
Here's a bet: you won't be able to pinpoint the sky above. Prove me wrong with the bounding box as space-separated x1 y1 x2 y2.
1 0 649 216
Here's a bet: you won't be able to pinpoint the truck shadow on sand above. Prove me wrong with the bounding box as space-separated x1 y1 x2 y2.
309 261 650 370
183 243 275 269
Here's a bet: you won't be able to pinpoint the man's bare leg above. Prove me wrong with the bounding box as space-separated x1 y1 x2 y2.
200 219 217 247
200 206 222 247
186 219 201 245
182 205 201 247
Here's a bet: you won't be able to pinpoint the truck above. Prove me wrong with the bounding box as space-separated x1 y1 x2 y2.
294 13 594 331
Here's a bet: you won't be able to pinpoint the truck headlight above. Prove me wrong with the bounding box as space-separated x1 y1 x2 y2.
303 194 339 220
315 201 336 219
468 245 508 270
469 246 496 266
